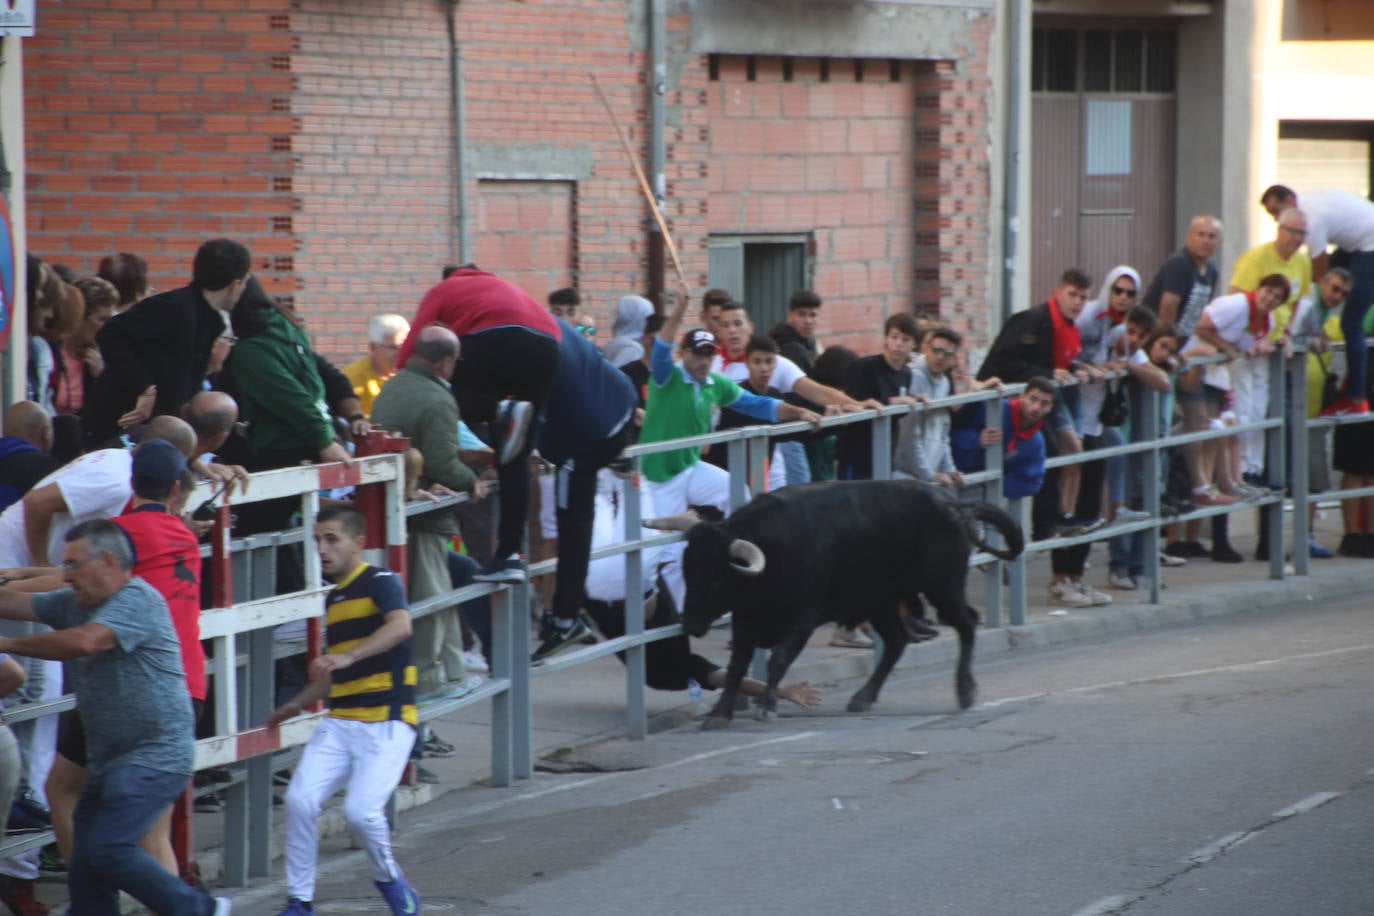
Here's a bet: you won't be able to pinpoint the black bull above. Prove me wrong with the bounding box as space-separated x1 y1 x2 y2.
646 479 1024 726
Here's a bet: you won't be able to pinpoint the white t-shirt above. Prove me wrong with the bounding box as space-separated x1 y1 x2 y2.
712 353 806 394
1187 293 1270 391
0 448 133 567
585 470 665 602
1300 189 1374 255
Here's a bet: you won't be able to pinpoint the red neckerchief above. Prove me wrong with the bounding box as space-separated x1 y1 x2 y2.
720 349 749 367
1245 290 1271 340
1094 307 1127 326
1048 295 1081 370
1007 398 1043 455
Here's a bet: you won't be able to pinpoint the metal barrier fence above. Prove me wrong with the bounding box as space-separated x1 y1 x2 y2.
3 344 1368 890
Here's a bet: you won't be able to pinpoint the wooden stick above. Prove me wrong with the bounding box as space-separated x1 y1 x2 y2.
590 73 689 289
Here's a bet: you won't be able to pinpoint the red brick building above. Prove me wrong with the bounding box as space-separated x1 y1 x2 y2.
20 0 998 363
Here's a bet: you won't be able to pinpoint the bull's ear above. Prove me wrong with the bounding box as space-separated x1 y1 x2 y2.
728 538 766 576
642 511 701 532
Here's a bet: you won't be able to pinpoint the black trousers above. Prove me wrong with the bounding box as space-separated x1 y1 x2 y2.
452 327 561 559
583 589 718 692
549 424 631 621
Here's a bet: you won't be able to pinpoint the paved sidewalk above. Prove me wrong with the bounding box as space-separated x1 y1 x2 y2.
31 508 1374 908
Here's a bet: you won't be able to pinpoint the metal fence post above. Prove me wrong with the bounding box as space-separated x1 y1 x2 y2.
982 396 1005 629
1265 349 1287 579
1140 385 1162 605
489 586 513 787
1288 349 1311 577
623 467 647 740
870 406 893 481
511 576 533 780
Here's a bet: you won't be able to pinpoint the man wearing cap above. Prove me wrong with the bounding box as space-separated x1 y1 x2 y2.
641 289 822 615
0 519 230 915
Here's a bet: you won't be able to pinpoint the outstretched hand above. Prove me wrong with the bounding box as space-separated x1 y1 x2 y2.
779 680 821 709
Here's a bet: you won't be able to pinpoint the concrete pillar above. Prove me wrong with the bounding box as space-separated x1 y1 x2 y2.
0 35 26 408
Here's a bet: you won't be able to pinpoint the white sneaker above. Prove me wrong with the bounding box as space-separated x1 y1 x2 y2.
1048 580 1094 608
1158 552 1187 568
829 626 874 649
444 674 485 699
214 898 232 916
1113 508 1151 525
1074 579 1114 606
1107 571 1138 590
462 649 489 673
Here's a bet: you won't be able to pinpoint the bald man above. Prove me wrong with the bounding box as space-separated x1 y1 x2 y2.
1142 214 1223 336
0 403 57 516
184 390 250 493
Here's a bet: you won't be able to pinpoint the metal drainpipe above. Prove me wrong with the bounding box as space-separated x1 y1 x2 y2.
648 0 667 304
446 1 470 264
1000 0 1030 322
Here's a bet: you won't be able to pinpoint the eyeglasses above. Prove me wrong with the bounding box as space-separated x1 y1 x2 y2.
928 346 957 359
1280 226 1308 237
1327 284 1351 298
1111 286 1136 297
59 555 96 572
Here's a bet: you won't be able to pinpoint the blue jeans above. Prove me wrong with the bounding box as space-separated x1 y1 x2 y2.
69 765 216 916
777 440 811 486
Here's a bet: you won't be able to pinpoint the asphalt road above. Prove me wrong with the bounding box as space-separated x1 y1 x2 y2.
232 593 1374 915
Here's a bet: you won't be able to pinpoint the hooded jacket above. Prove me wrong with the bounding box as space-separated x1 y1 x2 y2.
226 306 334 459
601 296 655 369
1076 265 1142 436
767 321 818 374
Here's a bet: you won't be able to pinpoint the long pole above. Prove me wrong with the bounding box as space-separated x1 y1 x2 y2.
590 73 688 289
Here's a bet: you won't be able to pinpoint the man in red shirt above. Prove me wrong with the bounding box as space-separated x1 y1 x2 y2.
397 266 562 582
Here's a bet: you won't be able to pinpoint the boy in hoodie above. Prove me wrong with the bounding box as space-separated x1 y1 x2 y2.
602 295 655 369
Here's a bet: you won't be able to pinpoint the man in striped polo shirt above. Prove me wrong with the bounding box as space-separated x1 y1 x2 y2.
265 504 420 916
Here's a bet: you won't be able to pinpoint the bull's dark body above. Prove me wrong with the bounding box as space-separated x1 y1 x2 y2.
680 479 1021 724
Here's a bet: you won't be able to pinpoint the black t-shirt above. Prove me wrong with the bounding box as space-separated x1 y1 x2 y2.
1141 250 1219 337
836 354 911 478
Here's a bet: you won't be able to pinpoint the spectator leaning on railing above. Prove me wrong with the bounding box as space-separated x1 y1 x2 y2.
950 376 1053 502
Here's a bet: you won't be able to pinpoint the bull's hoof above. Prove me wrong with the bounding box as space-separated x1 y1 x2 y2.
701 714 732 730
957 683 978 709
753 706 777 722
846 693 874 713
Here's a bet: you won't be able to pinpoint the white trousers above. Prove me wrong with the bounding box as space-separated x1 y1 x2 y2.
645 461 736 614
1232 357 1270 477
283 717 416 902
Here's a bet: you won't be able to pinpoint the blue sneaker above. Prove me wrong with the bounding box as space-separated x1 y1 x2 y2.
1309 539 1335 559
276 899 312 915
376 877 421 915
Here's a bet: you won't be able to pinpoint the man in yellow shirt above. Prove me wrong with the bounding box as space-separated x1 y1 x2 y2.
342 313 411 417
1224 208 1314 491
1229 208 1313 338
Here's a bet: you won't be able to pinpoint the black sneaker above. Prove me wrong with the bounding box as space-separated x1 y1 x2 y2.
422 730 456 758
1053 515 1085 537
194 791 224 813
37 844 64 875
1211 543 1243 564
530 617 596 663
474 553 528 584
491 399 534 465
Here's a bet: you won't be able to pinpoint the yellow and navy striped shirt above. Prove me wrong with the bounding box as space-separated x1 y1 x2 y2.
325 563 418 727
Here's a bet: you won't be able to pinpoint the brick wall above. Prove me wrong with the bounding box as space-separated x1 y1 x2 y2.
23 1 295 295
289 0 455 359
22 1 996 366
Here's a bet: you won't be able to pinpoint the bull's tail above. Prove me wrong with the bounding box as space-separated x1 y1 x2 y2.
955 499 1024 560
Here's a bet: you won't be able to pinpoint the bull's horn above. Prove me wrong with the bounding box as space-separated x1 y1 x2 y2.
642 511 701 532
728 538 766 576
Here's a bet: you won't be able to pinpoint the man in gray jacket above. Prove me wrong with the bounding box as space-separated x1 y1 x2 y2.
893 327 964 487
371 326 487 703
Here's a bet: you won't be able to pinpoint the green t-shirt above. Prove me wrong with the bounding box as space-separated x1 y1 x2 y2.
640 364 744 483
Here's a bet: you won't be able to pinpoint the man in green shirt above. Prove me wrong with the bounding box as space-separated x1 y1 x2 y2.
640 289 821 613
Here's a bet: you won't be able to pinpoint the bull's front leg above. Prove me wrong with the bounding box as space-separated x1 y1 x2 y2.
847 609 907 713
703 635 755 730
755 624 816 722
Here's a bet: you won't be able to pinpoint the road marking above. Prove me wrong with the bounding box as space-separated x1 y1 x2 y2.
1068 895 1135 916
1271 790 1341 819
984 643 1374 710
1186 830 1252 865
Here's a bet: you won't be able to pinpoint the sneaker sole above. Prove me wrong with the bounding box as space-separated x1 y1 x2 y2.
473 570 526 584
